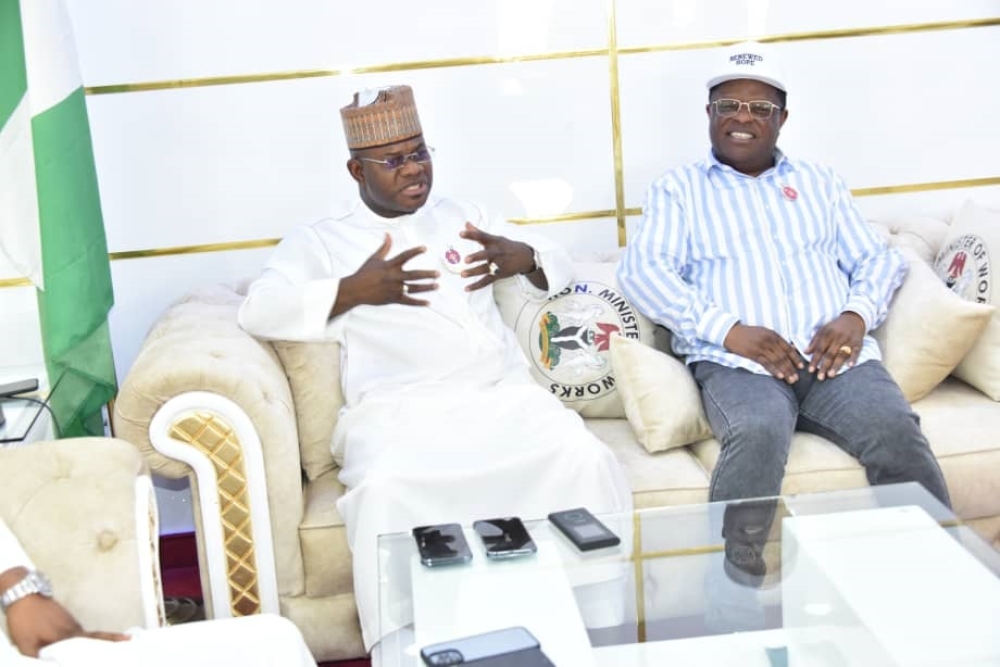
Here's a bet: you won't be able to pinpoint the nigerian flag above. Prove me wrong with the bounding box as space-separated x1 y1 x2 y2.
0 0 115 436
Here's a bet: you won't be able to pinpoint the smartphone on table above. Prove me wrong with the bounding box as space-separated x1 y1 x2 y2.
420 626 554 666
472 517 537 560
548 507 621 552
413 523 473 567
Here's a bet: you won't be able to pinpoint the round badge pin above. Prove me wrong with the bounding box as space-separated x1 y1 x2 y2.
782 185 798 201
442 246 465 274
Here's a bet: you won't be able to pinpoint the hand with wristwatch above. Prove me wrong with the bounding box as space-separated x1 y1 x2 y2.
0 566 129 657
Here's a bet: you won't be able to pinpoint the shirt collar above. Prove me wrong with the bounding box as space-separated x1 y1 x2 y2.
701 148 793 178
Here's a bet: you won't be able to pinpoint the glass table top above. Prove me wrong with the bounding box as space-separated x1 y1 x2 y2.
373 482 1000 666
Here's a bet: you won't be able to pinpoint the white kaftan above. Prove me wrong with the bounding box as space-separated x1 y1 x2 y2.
0 519 316 666
238 196 633 649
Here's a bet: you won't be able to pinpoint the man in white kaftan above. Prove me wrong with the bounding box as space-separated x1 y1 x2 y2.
237 85 632 650
0 518 316 666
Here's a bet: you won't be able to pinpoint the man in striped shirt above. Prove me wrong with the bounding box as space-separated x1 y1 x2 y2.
617 42 951 518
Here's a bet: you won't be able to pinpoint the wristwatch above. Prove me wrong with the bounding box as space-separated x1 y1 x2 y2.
0 570 53 611
527 248 543 274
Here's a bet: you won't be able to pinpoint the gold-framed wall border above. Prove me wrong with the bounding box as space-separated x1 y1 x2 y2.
0 15 994 284
0 174 995 282
616 17 1000 56
84 17 1000 96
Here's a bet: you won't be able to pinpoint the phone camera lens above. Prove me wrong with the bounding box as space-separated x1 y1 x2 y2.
429 649 463 665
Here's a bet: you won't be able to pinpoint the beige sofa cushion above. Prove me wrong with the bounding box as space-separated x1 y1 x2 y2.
609 334 712 452
873 247 994 402
933 200 1000 400
272 341 343 481
495 262 656 418
584 419 710 509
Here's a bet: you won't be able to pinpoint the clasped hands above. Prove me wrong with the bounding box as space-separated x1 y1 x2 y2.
345 222 536 307
723 312 866 383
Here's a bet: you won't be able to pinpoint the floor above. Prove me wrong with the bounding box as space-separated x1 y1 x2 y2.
160 532 371 667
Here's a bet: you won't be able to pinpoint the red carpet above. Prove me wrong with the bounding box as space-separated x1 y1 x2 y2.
161 532 371 666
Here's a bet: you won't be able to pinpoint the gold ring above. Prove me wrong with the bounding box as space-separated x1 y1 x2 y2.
839 345 852 355
488 261 499 276
402 283 409 294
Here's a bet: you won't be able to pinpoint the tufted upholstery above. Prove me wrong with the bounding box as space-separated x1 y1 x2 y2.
113 214 1000 662
0 438 164 639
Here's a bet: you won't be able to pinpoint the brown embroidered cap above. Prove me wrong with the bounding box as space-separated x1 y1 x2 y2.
340 85 423 150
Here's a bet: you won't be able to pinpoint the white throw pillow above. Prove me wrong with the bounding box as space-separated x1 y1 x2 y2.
932 200 1000 400
494 262 655 417
874 246 994 402
608 334 712 452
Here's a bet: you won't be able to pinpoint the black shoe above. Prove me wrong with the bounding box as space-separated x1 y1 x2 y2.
721 498 778 588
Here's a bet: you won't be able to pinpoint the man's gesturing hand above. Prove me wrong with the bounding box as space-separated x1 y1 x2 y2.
459 222 537 292
724 323 806 384
333 234 439 315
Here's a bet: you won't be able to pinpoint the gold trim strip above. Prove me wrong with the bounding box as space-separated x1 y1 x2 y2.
852 176 1000 198
631 510 646 643
618 17 1000 55
0 277 32 288
607 0 627 247
85 48 608 96
507 209 617 225
109 238 279 261
0 176 996 279
621 176 1000 218
84 19 999 96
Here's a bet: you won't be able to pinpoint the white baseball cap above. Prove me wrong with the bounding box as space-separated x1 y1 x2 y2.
706 41 787 93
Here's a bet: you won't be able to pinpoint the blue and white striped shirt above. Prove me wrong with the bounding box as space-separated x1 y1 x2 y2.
616 150 906 374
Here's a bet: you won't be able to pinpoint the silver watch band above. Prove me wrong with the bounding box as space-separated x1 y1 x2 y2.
0 570 53 610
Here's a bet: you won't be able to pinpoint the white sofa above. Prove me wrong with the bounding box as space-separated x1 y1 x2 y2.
112 213 1000 662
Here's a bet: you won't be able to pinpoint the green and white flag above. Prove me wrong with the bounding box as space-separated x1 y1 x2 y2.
0 0 115 436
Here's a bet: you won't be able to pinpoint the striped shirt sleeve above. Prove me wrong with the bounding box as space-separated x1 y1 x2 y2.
616 175 739 348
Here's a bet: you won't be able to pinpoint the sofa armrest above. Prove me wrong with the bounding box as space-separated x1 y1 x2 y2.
0 438 163 634
113 285 306 618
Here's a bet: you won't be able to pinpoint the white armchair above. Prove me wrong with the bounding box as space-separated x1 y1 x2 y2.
0 438 164 640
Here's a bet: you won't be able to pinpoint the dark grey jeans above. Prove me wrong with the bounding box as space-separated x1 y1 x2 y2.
691 360 951 508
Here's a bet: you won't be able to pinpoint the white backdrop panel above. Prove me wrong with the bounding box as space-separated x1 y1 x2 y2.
66 0 608 87
619 27 1000 208
616 0 1000 49
89 57 617 252
87 79 342 253
108 247 273 380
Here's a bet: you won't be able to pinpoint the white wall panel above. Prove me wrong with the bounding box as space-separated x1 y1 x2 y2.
616 0 1000 48
87 79 342 252
619 27 1000 209
0 287 45 373
66 0 608 86
522 217 621 260
89 57 617 252
108 247 272 380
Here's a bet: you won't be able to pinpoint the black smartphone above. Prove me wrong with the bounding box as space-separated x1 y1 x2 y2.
420 626 554 666
472 517 537 560
413 523 473 568
548 507 621 551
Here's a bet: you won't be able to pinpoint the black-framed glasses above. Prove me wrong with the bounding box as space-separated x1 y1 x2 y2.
711 99 782 120
357 146 434 170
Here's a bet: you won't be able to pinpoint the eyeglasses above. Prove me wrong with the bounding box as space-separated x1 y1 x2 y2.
711 99 782 120
357 146 434 170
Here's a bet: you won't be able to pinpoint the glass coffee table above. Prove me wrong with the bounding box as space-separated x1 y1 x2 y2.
373 482 1000 666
